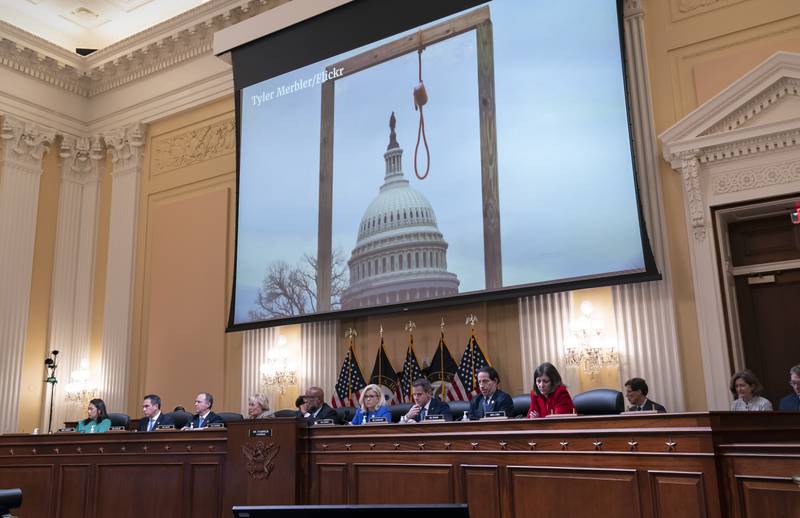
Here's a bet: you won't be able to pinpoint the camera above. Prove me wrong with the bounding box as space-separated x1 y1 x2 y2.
0 488 22 515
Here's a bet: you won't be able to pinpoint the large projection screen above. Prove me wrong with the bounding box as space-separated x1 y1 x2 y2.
227 0 659 330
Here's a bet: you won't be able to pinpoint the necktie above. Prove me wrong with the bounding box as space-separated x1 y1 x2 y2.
420 407 427 421
148 419 155 431
198 416 205 428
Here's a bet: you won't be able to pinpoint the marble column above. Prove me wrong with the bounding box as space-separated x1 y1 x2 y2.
98 123 144 413
0 115 55 433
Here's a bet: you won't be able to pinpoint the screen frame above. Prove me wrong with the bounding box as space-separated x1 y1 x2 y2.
225 0 660 332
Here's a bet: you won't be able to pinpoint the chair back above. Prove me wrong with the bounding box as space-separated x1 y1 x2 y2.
448 400 470 419
512 394 531 417
573 389 624 415
217 412 244 423
335 407 356 424
165 411 191 429
388 403 412 422
108 413 130 429
273 409 298 418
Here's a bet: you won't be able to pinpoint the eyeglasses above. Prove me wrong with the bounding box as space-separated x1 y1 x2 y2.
477 379 494 385
789 381 800 387
364 394 380 399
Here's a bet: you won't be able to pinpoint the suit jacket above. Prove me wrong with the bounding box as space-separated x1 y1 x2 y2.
136 412 176 432
188 411 225 428
409 398 453 422
468 389 514 420
627 398 666 413
778 393 800 411
299 403 342 425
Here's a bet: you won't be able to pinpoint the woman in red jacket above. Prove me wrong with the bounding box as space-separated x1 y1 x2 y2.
528 362 576 417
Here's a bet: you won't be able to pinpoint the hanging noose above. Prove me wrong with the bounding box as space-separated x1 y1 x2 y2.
413 37 430 180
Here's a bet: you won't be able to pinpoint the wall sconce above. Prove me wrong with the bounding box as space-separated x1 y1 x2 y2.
260 335 298 394
64 359 98 403
564 301 619 377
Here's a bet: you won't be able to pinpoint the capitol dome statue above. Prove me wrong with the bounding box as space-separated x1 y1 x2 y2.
341 113 459 309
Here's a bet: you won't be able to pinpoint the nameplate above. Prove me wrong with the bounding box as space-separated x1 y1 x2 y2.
368 416 388 424
620 410 659 415
57 427 76 433
208 422 226 428
544 413 579 418
156 424 175 430
314 419 335 426
482 411 507 420
423 414 445 421
110 426 126 431
249 429 273 437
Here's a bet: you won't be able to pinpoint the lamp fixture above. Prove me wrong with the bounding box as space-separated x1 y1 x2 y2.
564 301 619 377
260 335 298 394
64 359 98 403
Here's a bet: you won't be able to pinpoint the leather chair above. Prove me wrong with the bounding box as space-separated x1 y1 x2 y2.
335 407 356 424
273 409 298 418
512 394 531 417
108 413 130 429
216 412 244 423
448 400 470 420
388 403 412 423
164 411 191 429
572 388 624 415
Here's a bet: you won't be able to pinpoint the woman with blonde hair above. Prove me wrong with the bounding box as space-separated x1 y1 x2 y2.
350 384 392 425
247 393 273 419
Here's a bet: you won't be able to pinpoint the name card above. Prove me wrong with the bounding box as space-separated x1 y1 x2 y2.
156 424 175 430
249 429 273 437
110 426 126 431
482 411 507 420
208 422 226 428
368 416 388 424
57 427 76 433
423 414 445 422
314 419 335 426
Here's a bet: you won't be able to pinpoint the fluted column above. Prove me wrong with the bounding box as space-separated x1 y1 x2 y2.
43 135 104 429
241 327 279 414
98 123 144 413
299 320 339 401
609 0 685 411
518 292 575 392
0 115 55 433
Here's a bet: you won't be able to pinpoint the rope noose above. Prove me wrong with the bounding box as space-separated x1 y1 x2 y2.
414 39 430 180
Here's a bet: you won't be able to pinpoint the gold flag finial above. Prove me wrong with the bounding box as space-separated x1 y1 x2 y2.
440 317 446 333
345 327 358 340
465 314 478 329
379 324 384 337
404 321 416 333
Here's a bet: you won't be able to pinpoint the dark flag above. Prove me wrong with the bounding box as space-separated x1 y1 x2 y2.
369 338 400 404
400 336 424 403
331 345 367 408
452 333 491 400
426 332 459 401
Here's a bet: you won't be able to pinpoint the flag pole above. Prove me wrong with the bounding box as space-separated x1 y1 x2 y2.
440 317 446 400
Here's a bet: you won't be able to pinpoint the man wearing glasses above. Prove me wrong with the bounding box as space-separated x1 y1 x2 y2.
778 365 800 411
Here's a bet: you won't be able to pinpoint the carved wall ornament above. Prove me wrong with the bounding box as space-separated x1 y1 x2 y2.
0 117 55 165
59 135 104 181
623 0 643 17
241 441 280 480
680 154 706 240
152 117 235 173
103 123 145 171
711 159 800 195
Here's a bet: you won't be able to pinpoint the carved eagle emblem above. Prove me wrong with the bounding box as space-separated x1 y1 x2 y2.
241 441 280 480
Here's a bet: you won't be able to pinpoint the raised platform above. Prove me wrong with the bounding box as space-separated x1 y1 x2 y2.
0 413 797 517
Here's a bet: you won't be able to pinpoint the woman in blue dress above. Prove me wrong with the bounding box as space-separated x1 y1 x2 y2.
350 384 392 424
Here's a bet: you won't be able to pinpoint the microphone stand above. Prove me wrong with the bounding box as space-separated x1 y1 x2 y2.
43 350 59 434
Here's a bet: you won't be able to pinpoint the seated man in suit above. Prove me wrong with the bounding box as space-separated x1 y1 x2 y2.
624 378 666 413
778 364 800 411
400 378 453 423
185 392 225 429
299 386 342 425
136 394 175 432
468 366 514 419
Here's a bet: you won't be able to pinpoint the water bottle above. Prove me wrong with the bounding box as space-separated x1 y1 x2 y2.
461 411 469 422
90 423 95 433
362 413 367 425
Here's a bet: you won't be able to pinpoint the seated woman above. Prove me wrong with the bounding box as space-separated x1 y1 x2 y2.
77 398 112 433
247 393 273 419
350 384 392 425
528 362 575 417
730 369 773 411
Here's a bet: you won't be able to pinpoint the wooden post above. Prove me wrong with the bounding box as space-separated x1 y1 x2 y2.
476 19 502 290
317 79 334 312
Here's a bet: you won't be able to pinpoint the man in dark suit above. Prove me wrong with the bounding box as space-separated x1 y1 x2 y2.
185 392 225 429
136 394 176 431
778 365 800 411
624 378 667 413
468 366 514 419
401 378 452 423
298 386 342 425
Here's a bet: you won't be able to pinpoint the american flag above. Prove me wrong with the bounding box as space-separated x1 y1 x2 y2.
451 334 491 401
331 345 366 408
400 336 423 403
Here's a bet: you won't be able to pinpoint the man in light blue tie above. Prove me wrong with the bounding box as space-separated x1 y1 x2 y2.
136 394 175 432
185 392 225 429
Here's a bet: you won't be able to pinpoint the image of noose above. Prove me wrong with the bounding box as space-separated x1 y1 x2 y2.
413 37 430 180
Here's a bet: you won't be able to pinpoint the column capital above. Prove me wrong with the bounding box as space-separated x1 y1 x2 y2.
623 0 644 18
103 122 145 175
59 135 104 184
0 115 56 172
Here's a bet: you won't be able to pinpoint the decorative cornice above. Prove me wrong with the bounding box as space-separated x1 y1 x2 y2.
152 117 235 174
679 154 706 241
696 128 800 165
59 135 104 183
0 115 55 168
104 123 145 173
0 0 288 98
711 158 800 196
